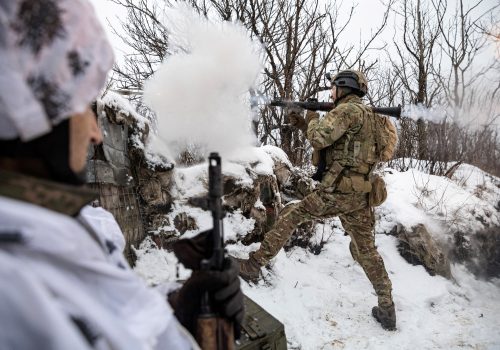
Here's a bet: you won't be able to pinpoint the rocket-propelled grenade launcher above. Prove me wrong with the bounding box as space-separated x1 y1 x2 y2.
270 98 402 119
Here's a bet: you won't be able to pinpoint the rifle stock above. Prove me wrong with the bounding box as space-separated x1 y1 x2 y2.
196 317 234 349
270 99 402 119
196 152 234 350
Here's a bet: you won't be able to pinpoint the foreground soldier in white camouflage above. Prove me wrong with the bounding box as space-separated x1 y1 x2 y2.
238 70 398 330
0 1 243 348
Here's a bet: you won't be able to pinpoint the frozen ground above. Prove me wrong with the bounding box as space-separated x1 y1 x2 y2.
134 153 500 350
231 231 500 350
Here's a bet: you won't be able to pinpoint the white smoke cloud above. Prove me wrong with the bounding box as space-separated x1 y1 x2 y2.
402 104 448 123
143 5 262 159
402 102 499 132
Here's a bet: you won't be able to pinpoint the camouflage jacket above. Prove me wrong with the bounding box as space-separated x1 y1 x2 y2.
307 94 378 175
0 170 96 217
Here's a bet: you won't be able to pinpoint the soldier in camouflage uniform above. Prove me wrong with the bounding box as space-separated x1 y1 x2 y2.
238 70 396 330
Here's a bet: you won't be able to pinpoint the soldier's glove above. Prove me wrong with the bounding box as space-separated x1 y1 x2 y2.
168 257 244 339
173 230 213 270
285 106 307 132
305 110 319 125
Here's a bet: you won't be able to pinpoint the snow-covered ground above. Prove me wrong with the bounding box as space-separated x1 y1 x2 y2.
232 231 500 350
134 151 500 350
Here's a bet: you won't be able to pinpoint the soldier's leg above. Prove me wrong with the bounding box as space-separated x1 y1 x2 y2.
341 207 393 308
251 193 320 265
252 190 366 266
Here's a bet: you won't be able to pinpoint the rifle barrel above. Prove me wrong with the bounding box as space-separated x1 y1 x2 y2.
208 152 224 270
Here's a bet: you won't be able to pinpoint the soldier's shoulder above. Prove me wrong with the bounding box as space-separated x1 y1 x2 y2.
332 103 364 119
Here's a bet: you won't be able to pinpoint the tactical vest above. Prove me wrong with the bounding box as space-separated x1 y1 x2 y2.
324 102 378 175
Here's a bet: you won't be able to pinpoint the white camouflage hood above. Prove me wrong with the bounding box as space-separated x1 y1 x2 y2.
0 0 114 141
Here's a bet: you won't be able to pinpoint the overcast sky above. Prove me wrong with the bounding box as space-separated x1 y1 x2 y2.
90 0 392 57
89 0 498 81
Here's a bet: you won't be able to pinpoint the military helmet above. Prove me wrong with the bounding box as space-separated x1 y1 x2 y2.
326 70 368 97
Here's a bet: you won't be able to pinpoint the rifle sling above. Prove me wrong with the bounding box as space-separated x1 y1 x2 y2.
311 149 327 181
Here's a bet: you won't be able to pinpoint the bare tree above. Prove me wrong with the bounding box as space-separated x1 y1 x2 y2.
387 0 445 162
242 0 354 165
197 0 391 165
383 0 500 176
428 0 500 175
110 0 170 94
366 67 403 106
110 0 391 166
390 0 444 106
433 0 499 111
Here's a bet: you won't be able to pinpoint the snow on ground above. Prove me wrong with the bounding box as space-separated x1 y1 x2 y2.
134 156 500 349
377 163 500 248
172 146 280 197
234 229 500 350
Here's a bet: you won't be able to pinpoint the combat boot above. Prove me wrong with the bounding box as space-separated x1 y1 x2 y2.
235 256 261 283
372 303 396 331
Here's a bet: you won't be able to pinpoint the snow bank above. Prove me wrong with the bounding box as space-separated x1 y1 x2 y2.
98 91 175 170
378 163 500 242
100 91 149 130
172 146 280 196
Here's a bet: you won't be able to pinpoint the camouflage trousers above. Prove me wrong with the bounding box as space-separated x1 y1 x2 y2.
251 188 394 308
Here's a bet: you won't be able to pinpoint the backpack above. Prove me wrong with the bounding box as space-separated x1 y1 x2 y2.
372 114 398 162
367 112 396 207
311 103 398 181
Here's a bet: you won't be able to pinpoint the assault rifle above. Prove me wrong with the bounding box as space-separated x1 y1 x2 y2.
196 152 234 350
270 98 402 119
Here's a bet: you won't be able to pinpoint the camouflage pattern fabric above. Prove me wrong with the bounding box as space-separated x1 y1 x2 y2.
251 94 394 308
307 94 380 175
251 188 393 308
0 170 96 217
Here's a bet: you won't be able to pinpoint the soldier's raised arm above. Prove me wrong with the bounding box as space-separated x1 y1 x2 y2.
306 104 360 150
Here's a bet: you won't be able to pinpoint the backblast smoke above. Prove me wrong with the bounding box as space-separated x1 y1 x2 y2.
143 4 262 160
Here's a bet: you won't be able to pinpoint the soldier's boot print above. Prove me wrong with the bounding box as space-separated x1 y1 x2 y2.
235 256 261 283
372 303 396 331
